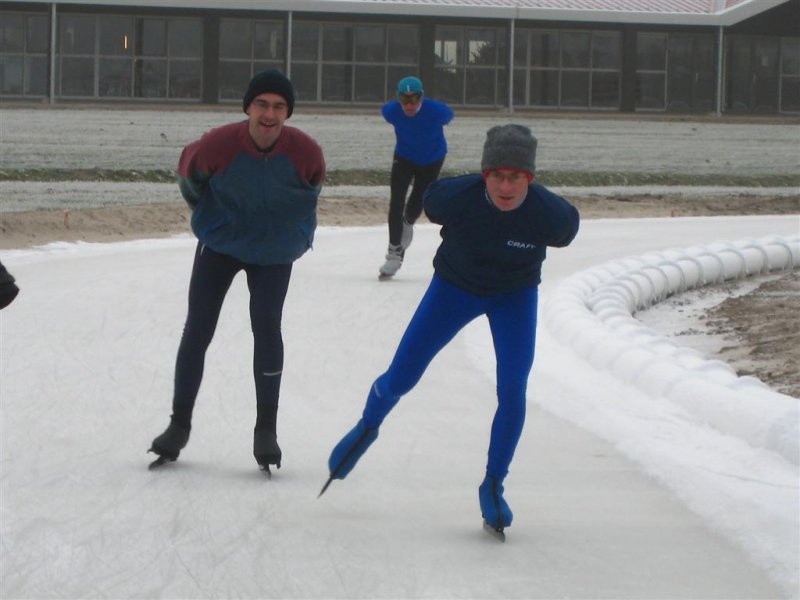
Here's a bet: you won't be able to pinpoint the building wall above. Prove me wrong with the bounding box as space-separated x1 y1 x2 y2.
1 0 797 114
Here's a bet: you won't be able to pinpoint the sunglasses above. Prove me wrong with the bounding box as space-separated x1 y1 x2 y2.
398 93 422 105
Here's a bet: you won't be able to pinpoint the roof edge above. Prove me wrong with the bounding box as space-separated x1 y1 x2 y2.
6 0 795 28
716 0 793 26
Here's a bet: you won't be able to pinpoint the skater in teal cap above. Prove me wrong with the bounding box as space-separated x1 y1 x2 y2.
377 75 453 280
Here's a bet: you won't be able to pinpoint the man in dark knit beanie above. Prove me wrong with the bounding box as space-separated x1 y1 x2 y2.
148 68 324 475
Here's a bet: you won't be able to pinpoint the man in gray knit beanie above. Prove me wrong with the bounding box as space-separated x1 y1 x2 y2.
322 122 579 541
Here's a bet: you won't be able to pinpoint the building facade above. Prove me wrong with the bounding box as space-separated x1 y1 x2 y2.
1 0 798 115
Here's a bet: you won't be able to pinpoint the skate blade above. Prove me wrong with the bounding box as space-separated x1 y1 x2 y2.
483 520 506 542
318 475 334 498
378 273 394 281
148 455 175 470
257 458 280 478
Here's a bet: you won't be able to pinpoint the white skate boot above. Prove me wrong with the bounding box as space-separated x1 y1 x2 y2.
378 244 404 280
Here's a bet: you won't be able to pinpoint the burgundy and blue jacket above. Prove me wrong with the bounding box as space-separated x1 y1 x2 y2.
177 121 326 266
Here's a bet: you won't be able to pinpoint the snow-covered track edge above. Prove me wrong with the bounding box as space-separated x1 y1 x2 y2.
544 234 800 466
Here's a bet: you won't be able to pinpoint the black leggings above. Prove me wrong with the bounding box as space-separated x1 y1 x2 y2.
172 243 292 432
388 154 444 246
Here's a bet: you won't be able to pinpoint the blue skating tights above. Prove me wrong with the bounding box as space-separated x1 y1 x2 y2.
363 274 538 479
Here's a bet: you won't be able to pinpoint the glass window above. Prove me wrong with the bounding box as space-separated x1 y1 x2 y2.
321 63 351 101
530 69 559 106
134 58 166 98
637 34 667 71
323 24 352 62
591 71 619 108
26 15 48 53
60 15 95 55
220 20 251 59
25 55 48 95
219 61 251 100
292 23 319 61
518 28 620 110
355 26 384 62
726 37 752 112
169 59 201 98
467 29 496 66
514 33 528 66
531 31 558 68
291 63 318 101
137 18 166 57
168 20 202 58
0 55 23 94
354 65 384 101
636 72 665 109
435 28 462 67
561 70 589 106
465 68 496 104
513 68 527 104
496 68 508 106
780 38 800 113
291 21 417 105
60 57 94 96
387 27 417 63
435 66 463 104
1 14 24 53
781 76 799 113
0 12 49 98
781 38 800 76
99 57 132 97
592 32 620 69
97 17 133 56
561 32 590 69
437 25 505 106
99 17 133 56
254 22 282 61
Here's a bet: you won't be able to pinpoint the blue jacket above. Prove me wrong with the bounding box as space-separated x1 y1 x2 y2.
382 98 454 166
424 174 580 296
177 122 326 266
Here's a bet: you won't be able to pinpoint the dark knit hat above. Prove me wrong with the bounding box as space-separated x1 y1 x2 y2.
242 69 295 117
481 124 537 175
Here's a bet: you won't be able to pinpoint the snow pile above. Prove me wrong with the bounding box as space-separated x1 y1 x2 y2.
544 234 800 466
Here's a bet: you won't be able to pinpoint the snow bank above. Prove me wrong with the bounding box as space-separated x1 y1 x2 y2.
544 234 800 466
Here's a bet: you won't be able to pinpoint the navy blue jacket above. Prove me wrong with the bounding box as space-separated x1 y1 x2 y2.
424 174 579 296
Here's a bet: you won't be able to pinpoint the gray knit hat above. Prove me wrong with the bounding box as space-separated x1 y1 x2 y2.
481 124 537 175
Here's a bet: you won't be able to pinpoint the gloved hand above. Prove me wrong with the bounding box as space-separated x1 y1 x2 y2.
0 261 19 310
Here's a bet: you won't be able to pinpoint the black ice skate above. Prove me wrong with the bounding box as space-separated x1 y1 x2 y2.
148 421 190 469
254 429 282 478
